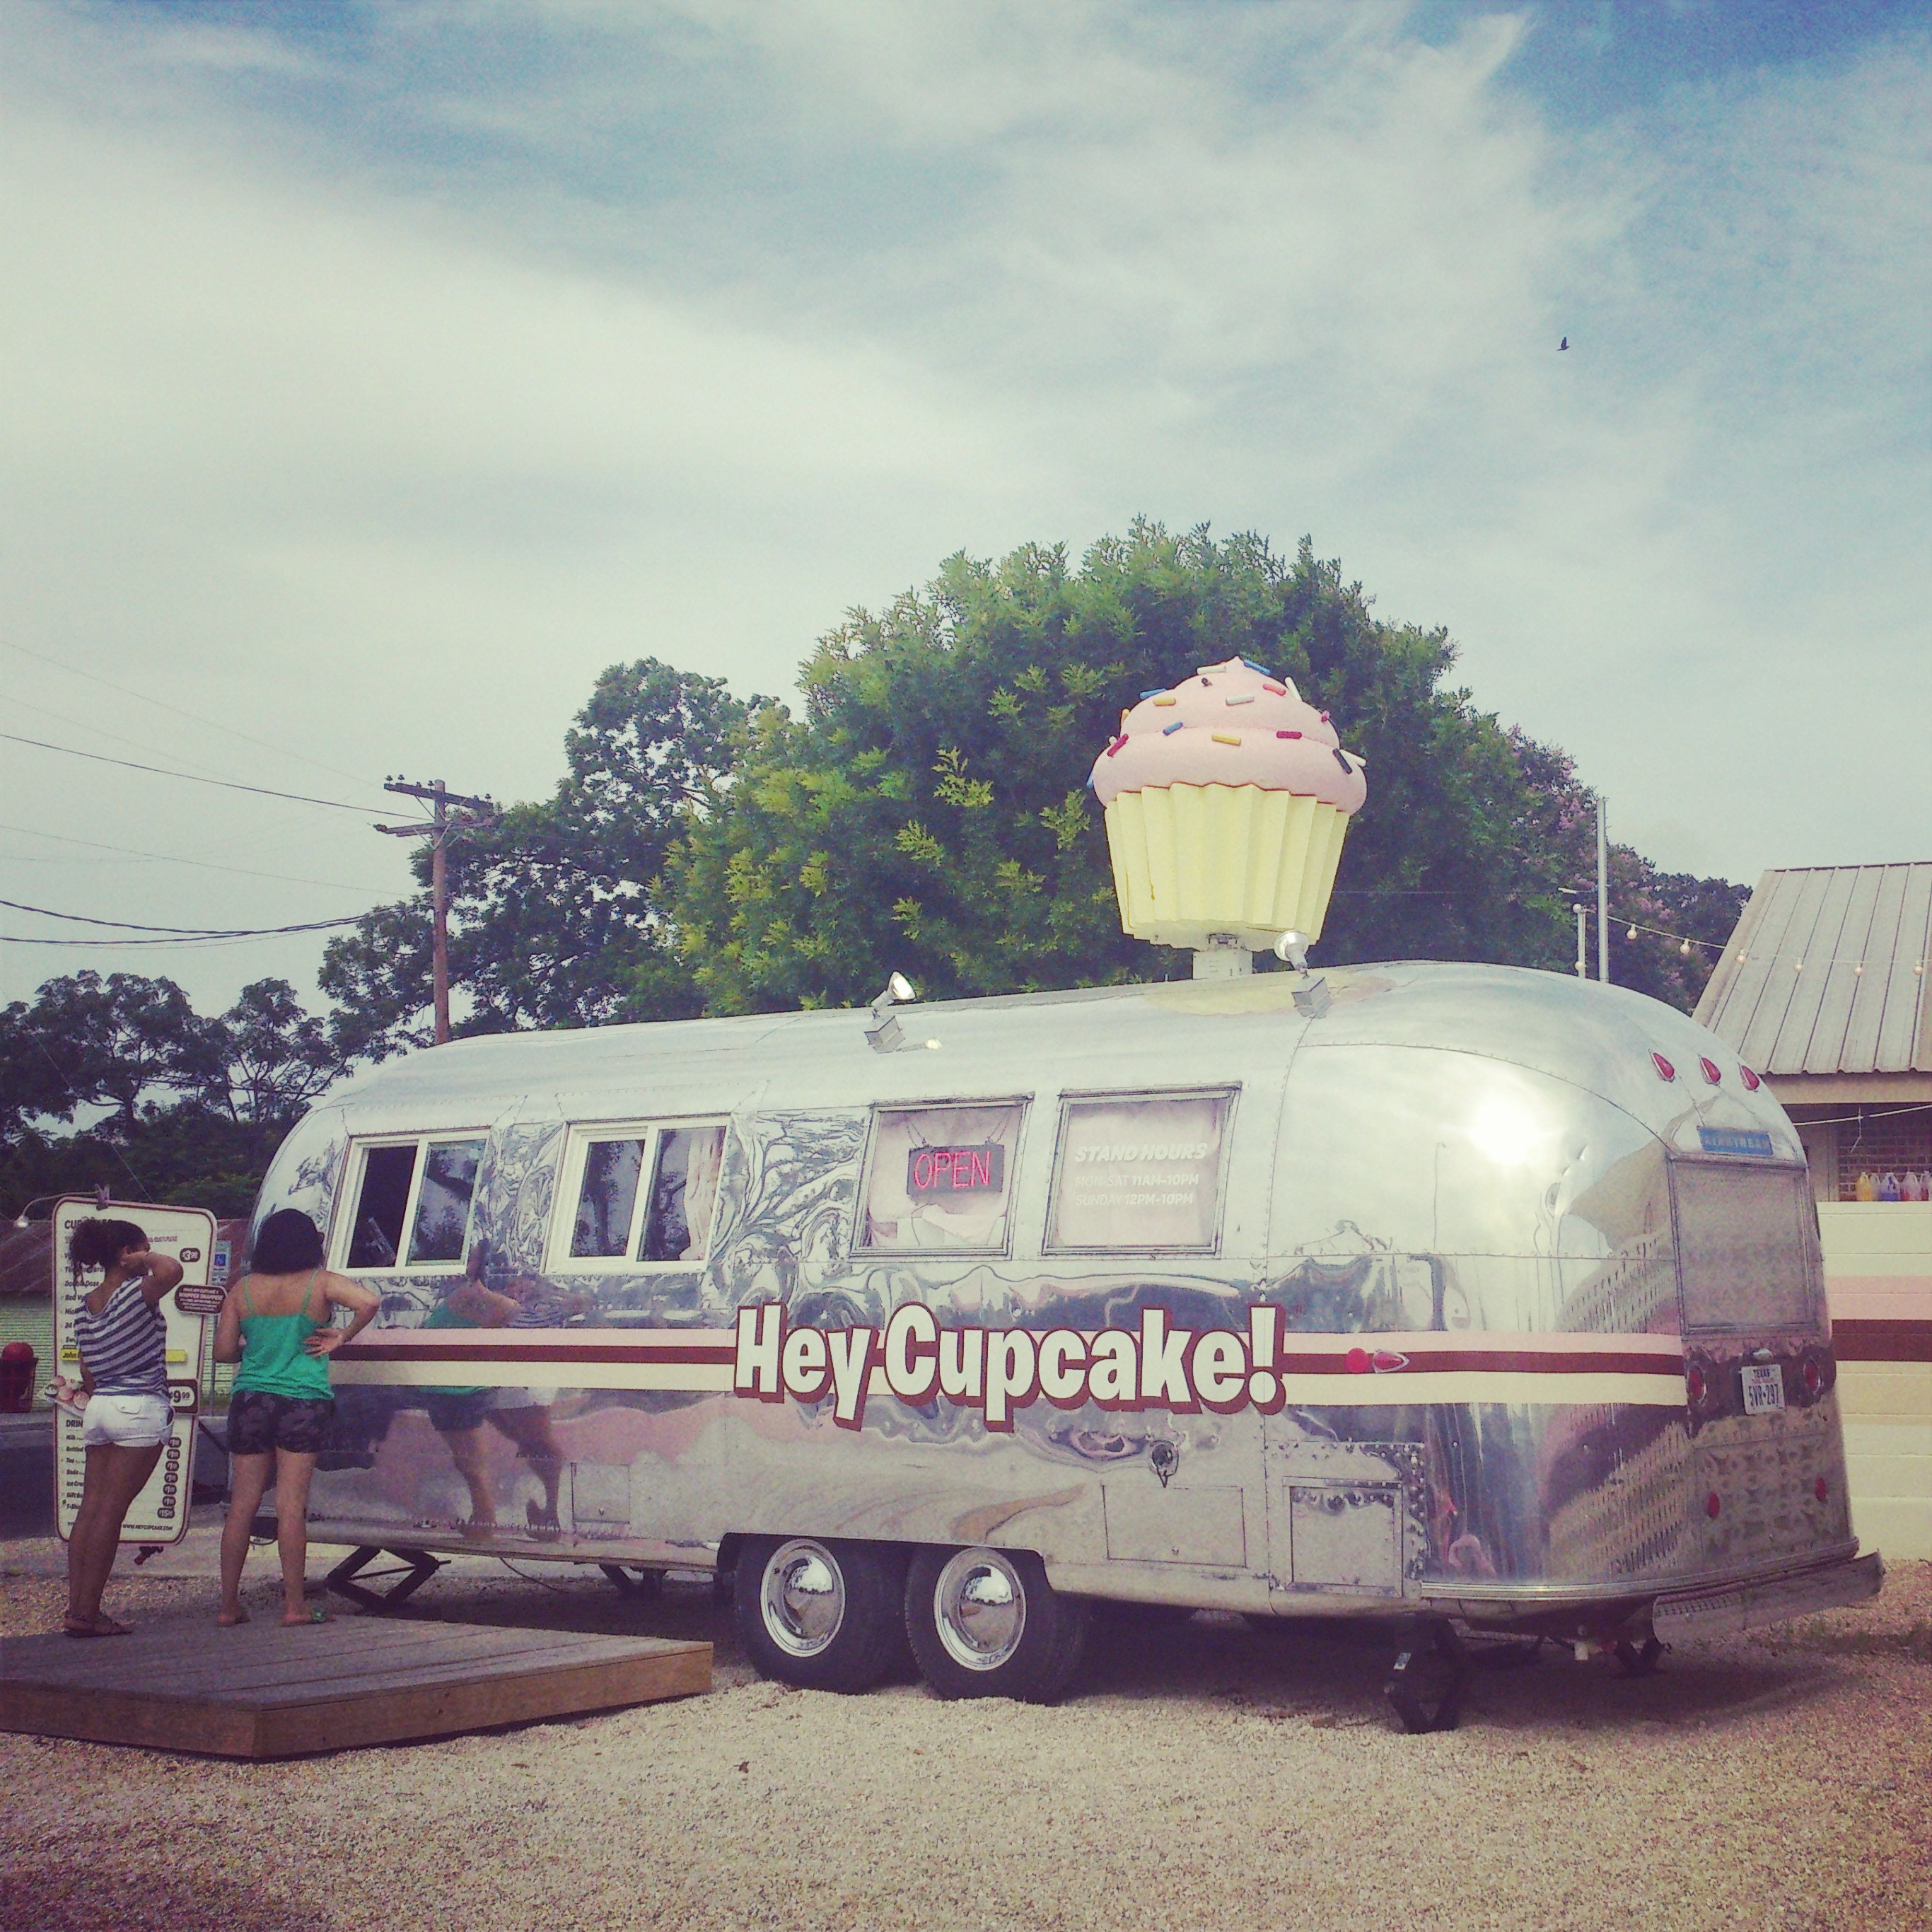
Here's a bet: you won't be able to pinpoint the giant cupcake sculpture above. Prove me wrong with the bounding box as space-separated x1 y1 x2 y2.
1089 656 1367 971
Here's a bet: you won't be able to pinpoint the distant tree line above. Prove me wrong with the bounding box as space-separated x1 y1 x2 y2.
2 523 1747 1219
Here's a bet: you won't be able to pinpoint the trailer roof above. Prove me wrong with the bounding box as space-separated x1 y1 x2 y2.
317 960 1796 1155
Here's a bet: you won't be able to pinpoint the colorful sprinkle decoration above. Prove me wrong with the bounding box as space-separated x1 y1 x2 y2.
1106 735 1128 757
1153 695 1177 706
1162 721 1186 735
1332 749 1353 774
1276 729 1302 740
1211 731 1241 745
1224 694 1255 706
1139 689 1165 699
1263 682 1287 695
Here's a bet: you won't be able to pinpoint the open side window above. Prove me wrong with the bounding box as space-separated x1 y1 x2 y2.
858 1100 1028 1255
1046 1088 1235 1255
337 1134 487 1273
547 1121 728 1270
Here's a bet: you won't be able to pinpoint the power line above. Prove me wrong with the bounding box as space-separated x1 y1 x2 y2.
0 820 382 896
0 928 361 948
0 896 365 936
1 638 391 799
0 731 376 815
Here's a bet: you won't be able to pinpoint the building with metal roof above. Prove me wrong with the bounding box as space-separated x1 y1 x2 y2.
1694 863 1931 1099
1695 863 1931 1202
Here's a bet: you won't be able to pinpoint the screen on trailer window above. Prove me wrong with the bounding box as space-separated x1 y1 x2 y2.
1048 1091 1232 1252
862 1103 1025 1252
1674 1164 1815 1330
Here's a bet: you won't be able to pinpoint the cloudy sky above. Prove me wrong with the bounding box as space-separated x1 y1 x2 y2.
3 0 1927 1020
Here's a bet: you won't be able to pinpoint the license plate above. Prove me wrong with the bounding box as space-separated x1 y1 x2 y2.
1740 1363 1786 1414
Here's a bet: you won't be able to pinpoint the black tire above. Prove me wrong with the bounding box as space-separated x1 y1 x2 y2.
1383 1617 1468 1733
1615 1634 1664 1677
734 1537 909 1693
905 1546 1090 1704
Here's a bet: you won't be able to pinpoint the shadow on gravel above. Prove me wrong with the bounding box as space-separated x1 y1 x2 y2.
341 1569 1904 1735
0 1864 330 1932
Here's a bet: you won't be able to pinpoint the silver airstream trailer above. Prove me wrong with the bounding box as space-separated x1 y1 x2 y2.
250 960 1880 1728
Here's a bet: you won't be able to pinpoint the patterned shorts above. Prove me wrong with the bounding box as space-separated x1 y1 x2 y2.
226 1390 336 1457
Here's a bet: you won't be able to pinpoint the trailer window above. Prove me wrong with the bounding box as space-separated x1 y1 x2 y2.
342 1136 486 1271
552 1122 727 1269
1047 1090 1233 1252
1673 1164 1815 1331
860 1102 1025 1254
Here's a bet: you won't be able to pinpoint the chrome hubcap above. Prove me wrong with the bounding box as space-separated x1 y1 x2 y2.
761 1540 845 1658
933 1549 1026 1672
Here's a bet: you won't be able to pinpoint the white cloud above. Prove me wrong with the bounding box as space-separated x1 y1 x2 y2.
1 0 1925 1018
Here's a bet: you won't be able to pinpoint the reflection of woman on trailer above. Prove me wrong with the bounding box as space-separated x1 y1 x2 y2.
431 1251 576 1535
58 1218 183 1637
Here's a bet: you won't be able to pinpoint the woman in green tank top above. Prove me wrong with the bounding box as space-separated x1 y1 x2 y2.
214 1209 378 1627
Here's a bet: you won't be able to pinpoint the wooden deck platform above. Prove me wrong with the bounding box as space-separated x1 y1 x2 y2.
0 1615 711 1758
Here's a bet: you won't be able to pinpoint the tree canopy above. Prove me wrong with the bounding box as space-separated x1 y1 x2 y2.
666 523 1717 1012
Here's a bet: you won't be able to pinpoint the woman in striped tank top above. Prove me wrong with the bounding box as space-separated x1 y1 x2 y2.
57 1218 183 1636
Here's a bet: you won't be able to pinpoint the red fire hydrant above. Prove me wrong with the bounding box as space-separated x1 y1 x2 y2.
0 1341 37 1413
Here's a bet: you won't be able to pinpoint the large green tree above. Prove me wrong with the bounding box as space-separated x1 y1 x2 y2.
666 523 1646 1013
320 660 769 1058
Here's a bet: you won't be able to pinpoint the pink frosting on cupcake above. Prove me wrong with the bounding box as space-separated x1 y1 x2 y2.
1090 657 1368 811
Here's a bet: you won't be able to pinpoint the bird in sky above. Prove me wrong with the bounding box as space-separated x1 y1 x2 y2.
1559 337 1570 350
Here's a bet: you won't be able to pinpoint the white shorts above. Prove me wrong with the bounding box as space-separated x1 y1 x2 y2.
491 1386 559 1412
81 1392 175 1449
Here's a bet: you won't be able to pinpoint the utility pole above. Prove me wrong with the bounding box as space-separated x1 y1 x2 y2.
376 778 497 1045
1595 794 1610 986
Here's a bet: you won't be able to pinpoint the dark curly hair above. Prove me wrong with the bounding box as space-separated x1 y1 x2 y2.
252 1209 325 1274
69 1218 148 1273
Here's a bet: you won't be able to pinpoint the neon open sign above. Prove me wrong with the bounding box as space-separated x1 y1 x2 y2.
906 1144 1006 1199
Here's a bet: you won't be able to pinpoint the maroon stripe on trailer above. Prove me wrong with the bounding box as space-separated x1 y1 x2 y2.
1832 1318 1932 1363
1272 1348 1681 1377
337 1342 738 1367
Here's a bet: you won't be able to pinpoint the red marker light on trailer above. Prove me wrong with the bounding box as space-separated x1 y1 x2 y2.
1803 1359 1822 1396
1686 1368 1706 1403
1706 1492 1722 1520
1699 1057 1721 1085
1345 1347 1372 1375
1652 1052 1677 1081
1814 1477 1829 1502
1740 1065 1761 1090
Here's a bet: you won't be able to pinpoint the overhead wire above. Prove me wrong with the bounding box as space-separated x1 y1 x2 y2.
0 896 364 939
1 638 391 800
0 821 383 896
1 731 378 815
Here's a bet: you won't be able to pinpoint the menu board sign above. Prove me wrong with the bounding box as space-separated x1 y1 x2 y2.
1048 1093 1232 1252
52 1197 216 1547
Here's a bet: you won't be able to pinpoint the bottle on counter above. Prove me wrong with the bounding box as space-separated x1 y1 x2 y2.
1854 1172 1876 1201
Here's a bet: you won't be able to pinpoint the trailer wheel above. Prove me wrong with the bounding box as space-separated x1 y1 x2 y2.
735 1537 908 1694
906 1547 1090 1704
1383 1616 1468 1734
1615 1634 1664 1677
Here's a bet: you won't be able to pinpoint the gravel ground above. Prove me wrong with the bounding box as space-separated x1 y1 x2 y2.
1 1546 1926 1932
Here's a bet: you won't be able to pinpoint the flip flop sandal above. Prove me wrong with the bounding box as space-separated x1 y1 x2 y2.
64 1617 132 1638
283 1608 332 1626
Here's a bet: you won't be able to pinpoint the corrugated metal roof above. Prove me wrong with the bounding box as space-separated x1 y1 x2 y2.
1693 864 1932 1074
